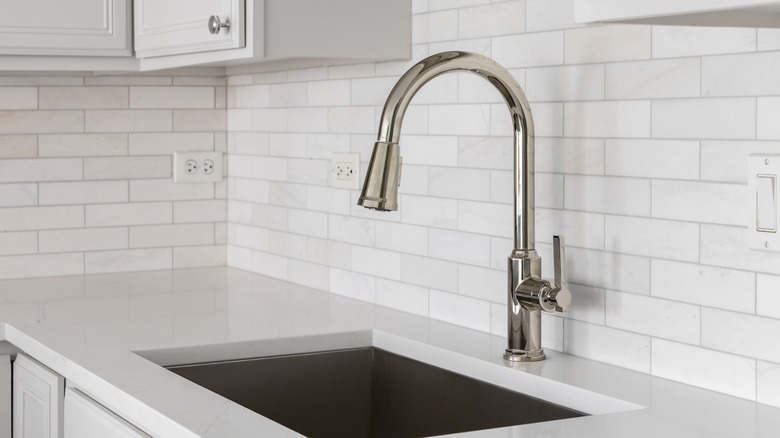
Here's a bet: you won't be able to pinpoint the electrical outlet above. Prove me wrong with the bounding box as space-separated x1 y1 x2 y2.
174 152 223 183
331 152 360 190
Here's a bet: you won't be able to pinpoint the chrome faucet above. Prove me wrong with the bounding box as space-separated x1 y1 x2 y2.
357 51 571 362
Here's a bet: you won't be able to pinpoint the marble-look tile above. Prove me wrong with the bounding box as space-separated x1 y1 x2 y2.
39 181 128 205
605 216 699 262
605 139 699 180
607 58 700 99
526 64 604 102
564 175 650 216
40 87 128 109
429 228 490 267
702 308 780 364
652 339 756 400
85 248 172 274
653 26 756 58
652 98 755 139
564 319 651 373
0 253 83 279
130 87 215 109
458 2 525 39
0 110 83 134
606 291 700 344
653 260 755 314
564 101 650 138
430 289 491 333
39 227 128 253
0 87 37 110
0 184 36 207
565 25 651 64
492 31 565 68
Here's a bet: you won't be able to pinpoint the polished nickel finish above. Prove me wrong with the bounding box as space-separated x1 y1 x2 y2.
357 51 572 362
208 15 230 35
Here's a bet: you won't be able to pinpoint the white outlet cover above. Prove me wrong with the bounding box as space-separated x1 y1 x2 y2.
332 152 360 190
174 152 223 183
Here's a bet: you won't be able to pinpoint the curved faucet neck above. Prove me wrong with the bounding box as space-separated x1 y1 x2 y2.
376 51 536 251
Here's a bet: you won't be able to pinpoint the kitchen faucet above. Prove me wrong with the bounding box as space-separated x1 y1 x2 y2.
357 51 571 361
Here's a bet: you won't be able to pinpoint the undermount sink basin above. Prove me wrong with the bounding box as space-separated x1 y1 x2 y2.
166 347 586 438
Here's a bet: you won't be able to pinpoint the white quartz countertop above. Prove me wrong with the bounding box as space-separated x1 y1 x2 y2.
0 267 777 437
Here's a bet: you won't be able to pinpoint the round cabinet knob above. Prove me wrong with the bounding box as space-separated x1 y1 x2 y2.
208 15 230 35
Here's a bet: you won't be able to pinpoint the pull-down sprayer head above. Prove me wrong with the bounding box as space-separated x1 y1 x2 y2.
358 142 401 211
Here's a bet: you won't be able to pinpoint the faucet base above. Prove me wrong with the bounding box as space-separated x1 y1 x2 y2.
503 348 546 362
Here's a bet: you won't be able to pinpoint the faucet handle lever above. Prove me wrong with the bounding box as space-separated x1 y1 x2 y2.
553 235 566 292
541 235 571 313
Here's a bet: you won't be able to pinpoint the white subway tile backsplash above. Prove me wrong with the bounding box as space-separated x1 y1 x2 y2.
653 26 756 58
492 31 565 68
701 225 780 275
564 319 651 373
0 253 84 279
40 133 128 157
703 52 780 97
400 195 458 229
174 109 227 132
535 209 605 250
652 98 755 140
652 339 756 400
526 64 604 102
605 139 699 180
351 246 402 280
428 167 490 201
526 0 577 32
87 110 171 133
130 223 214 249
0 184 36 207
130 87 214 109
607 58 700 99
606 291 700 344
458 200 513 238
653 260 755 313
376 279 429 316
605 216 699 262
652 180 747 226
564 175 650 216
375 221 428 256
565 25 651 64
401 254 458 291
329 267 375 302
0 135 36 158
758 362 780 408
458 2 525 39
40 227 128 253
757 97 780 140
413 10 458 43
564 101 651 138
85 156 171 180
85 248 172 274
40 87 128 109
430 289 491 333
429 228 490 267
40 181 128 205
702 308 780 364
0 110 83 134
0 88 37 110
757 274 780 319
458 264 504 303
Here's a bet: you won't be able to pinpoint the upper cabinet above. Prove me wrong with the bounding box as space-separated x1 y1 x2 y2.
575 0 780 27
135 0 411 72
0 0 132 56
135 0 245 58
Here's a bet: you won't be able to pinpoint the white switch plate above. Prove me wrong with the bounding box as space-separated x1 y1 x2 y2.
748 154 780 252
174 152 223 183
331 152 360 190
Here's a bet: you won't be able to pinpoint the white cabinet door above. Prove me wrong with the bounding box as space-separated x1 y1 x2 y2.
135 0 245 58
64 388 150 438
13 354 64 438
0 355 10 438
0 0 132 56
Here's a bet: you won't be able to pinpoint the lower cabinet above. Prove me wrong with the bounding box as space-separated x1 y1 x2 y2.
64 388 150 438
13 354 64 438
11 353 149 438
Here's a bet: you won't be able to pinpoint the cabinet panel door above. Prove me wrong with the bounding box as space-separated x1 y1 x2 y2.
135 0 245 58
13 354 64 438
64 388 150 438
0 0 131 56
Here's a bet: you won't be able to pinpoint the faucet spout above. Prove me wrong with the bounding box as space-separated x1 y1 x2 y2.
359 51 535 251
358 51 570 362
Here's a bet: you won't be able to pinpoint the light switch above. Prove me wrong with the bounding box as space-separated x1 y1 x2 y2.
749 155 780 251
756 175 777 232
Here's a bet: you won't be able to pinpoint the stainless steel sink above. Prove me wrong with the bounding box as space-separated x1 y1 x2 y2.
167 347 585 437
